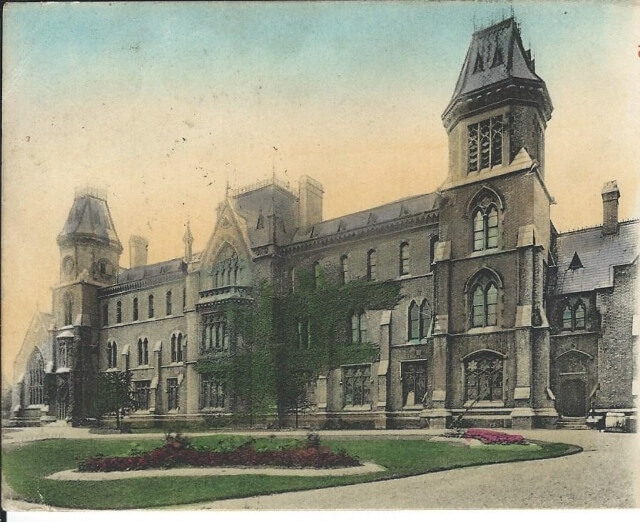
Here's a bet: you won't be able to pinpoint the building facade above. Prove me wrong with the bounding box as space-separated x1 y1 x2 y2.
11 18 637 430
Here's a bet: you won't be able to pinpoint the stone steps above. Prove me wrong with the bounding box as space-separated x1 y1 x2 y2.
556 417 589 430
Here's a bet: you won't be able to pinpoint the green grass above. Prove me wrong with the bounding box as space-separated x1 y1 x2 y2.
2 435 580 509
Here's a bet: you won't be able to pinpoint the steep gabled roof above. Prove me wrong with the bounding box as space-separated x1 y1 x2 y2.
450 17 543 100
117 257 186 284
554 220 639 295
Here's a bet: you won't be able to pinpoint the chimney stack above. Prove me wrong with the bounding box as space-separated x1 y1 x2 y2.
298 175 324 233
601 180 620 235
129 235 149 268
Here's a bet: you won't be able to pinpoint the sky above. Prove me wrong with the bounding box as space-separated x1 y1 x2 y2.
2 1 639 382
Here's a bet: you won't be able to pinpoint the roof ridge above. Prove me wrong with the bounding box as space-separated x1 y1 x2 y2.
120 257 184 272
557 218 639 236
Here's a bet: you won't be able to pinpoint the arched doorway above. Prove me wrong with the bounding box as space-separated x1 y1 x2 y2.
555 350 591 417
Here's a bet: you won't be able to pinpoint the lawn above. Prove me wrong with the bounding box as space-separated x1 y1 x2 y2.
1 435 580 509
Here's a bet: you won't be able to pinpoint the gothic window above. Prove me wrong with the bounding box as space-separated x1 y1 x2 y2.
167 378 179 411
182 287 186 310
408 301 421 340
134 381 150 410
201 315 229 352
420 300 431 336
468 116 503 172
562 305 573 331
148 295 154 318
137 337 149 366
367 249 377 281
402 361 427 406
166 290 172 316
313 261 321 289
27 350 45 405
349 311 367 344
133 297 139 321
574 301 586 330
107 341 118 368
171 332 184 362
429 235 439 268
340 255 349 285
343 365 371 407
464 352 504 402
63 292 73 326
57 340 69 368
116 300 122 323
400 242 410 276
201 377 225 409
102 303 108 326
471 277 499 328
297 318 310 349
473 205 499 251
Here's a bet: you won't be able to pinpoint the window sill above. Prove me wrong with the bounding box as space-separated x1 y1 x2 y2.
402 404 424 411
467 326 502 335
104 367 120 373
463 400 505 408
342 405 372 412
469 248 500 259
201 407 226 413
26 404 46 410
55 367 71 374
134 365 152 370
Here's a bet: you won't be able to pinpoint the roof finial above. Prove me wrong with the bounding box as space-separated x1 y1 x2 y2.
225 176 230 198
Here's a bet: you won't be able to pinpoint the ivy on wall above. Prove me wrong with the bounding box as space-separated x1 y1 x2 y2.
195 265 402 424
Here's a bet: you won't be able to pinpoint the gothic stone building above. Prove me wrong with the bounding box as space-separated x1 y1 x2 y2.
11 18 638 430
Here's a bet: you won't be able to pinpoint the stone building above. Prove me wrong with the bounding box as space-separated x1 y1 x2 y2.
11 18 637 429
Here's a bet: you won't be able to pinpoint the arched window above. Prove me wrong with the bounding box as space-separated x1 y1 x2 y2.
408 302 420 340
57 340 69 368
420 300 431 336
116 300 122 323
171 332 184 362
166 291 172 316
562 305 573 330
177 333 183 362
63 292 73 326
107 341 118 368
340 255 349 285
138 338 149 366
367 250 377 281
27 350 45 405
349 311 367 344
399 242 410 276
148 295 154 318
133 297 139 321
171 334 177 362
464 351 504 402
470 276 499 328
137 339 143 365
574 301 586 330
102 303 109 326
313 261 321 289
473 205 499 251
429 235 439 268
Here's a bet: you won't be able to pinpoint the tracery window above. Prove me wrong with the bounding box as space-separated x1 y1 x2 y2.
574 302 586 330
471 277 499 328
171 332 184 362
201 315 229 352
464 352 504 402
400 242 410 276
134 381 150 410
200 377 225 409
562 305 573 330
349 311 367 344
27 350 45 405
473 205 498 251
57 340 70 368
137 337 149 366
167 378 179 411
106 341 118 368
343 365 371 407
468 116 503 172
367 250 377 281
212 249 241 289
340 255 349 285
402 361 427 407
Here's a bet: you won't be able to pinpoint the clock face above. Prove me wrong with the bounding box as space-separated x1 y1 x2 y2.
63 256 75 275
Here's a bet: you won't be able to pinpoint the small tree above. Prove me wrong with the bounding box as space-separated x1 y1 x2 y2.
95 370 137 430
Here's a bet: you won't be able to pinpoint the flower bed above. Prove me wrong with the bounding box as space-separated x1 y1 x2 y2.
443 428 526 445
78 434 360 472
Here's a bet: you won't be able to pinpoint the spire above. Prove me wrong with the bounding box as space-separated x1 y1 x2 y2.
183 221 193 262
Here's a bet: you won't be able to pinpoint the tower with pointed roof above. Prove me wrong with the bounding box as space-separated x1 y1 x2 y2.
52 188 123 422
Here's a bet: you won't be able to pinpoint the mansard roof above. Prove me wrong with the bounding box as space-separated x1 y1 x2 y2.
291 192 439 245
553 220 638 295
58 190 122 251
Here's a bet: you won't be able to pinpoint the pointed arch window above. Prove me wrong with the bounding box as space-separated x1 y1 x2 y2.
473 205 499 251
166 290 172 316
102 303 109 326
63 292 73 326
464 351 504 402
340 255 349 285
429 235 439 268
133 297 139 321
471 277 499 328
116 300 122 323
468 116 503 172
349 311 367 344
409 302 421 340
107 341 118 368
138 337 149 366
367 250 377 281
574 301 586 330
27 350 45 405
562 304 573 331
399 242 410 276
148 295 154 318
171 332 183 362
57 339 69 368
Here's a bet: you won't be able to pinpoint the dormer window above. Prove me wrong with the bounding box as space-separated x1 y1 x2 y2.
468 116 503 172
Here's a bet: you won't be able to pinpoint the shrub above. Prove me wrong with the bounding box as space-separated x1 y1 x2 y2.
464 428 526 445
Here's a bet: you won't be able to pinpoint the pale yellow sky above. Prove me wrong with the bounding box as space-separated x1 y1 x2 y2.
2 2 639 382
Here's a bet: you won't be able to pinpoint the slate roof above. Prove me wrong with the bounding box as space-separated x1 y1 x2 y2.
58 193 121 247
291 192 440 243
450 17 544 100
117 257 186 283
553 220 639 295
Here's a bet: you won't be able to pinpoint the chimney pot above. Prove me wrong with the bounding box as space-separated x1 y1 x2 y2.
129 235 149 268
601 180 620 235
